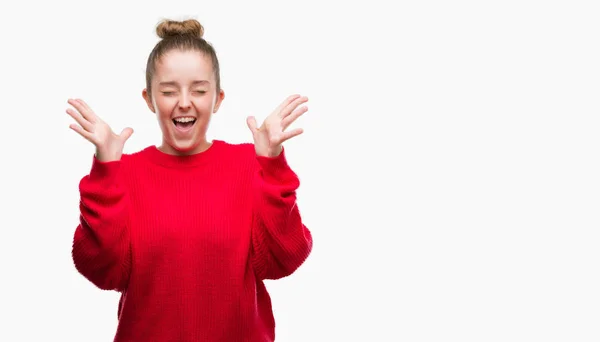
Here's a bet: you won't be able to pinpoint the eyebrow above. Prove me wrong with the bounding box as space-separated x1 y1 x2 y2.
158 80 210 86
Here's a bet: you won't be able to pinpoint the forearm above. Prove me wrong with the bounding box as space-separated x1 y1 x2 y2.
251 149 313 280
71 156 131 291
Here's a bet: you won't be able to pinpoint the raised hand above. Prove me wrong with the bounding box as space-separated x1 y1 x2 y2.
66 98 134 162
247 94 308 158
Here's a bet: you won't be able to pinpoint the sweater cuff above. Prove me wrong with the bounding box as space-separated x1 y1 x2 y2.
255 147 299 186
256 147 292 175
88 155 121 184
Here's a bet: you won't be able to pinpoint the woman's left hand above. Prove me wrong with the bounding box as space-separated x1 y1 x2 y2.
247 94 308 157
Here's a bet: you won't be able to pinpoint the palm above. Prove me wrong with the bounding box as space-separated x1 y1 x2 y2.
247 94 308 157
66 98 133 162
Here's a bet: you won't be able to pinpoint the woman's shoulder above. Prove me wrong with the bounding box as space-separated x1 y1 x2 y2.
213 140 260 170
215 139 256 157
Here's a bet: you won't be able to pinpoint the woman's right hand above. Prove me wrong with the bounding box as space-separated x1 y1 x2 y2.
66 98 134 162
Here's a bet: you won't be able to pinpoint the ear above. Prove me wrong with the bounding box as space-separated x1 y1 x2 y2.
213 89 225 113
142 88 156 113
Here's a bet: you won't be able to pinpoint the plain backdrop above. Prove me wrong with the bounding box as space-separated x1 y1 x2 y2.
0 0 599 341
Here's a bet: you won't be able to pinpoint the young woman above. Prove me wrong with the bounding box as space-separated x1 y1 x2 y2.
67 18 313 342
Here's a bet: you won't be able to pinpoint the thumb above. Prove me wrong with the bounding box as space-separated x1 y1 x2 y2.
120 127 134 142
246 116 258 133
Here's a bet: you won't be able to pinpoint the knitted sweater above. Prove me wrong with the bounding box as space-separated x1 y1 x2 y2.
71 139 313 341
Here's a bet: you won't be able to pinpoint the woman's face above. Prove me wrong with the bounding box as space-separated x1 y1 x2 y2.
143 49 224 155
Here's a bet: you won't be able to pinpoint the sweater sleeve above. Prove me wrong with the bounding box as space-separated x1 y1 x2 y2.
250 147 313 280
71 156 131 291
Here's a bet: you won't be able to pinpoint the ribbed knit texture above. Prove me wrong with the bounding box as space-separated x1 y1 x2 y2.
71 139 313 342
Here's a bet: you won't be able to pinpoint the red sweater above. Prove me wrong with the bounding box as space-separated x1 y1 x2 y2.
71 139 313 342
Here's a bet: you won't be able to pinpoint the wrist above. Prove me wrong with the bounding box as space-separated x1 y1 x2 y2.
95 148 121 163
262 145 283 158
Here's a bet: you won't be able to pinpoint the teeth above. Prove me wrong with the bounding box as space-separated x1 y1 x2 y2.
174 117 195 123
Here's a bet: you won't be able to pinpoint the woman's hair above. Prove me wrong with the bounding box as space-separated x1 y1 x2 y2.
145 18 221 97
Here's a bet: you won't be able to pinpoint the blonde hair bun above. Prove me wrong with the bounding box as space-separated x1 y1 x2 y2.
156 19 204 39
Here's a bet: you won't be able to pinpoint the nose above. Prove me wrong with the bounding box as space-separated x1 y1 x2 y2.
178 93 192 110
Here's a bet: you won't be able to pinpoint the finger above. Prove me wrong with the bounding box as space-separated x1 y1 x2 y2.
120 127 134 142
69 123 94 142
76 98 93 112
274 94 301 115
78 99 100 122
66 108 94 132
74 98 96 118
281 105 308 130
277 127 304 144
246 116 258 133
280 96 308 118
67 98 96 122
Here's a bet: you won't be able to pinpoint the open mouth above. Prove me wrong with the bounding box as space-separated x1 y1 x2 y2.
173 117 197 131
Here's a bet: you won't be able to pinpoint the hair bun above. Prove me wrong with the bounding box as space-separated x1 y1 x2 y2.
156 19 204 39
